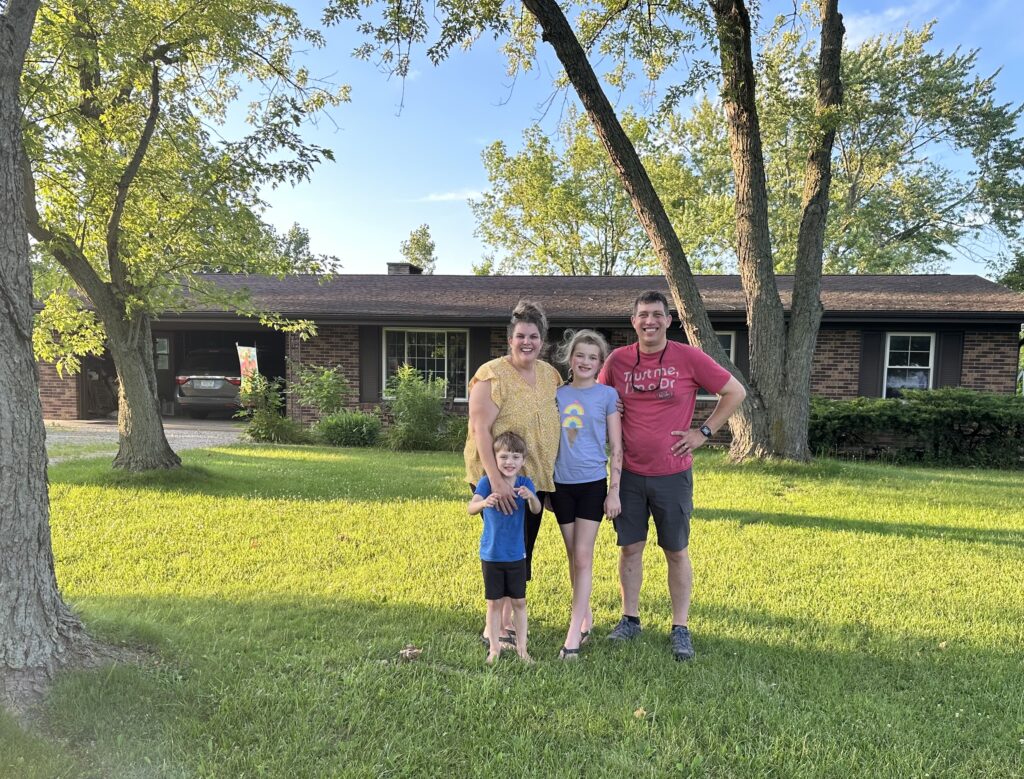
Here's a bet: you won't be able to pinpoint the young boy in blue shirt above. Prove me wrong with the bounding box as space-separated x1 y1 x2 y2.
468 431 541 665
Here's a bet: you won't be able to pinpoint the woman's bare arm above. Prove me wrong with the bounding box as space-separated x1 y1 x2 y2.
468 380 516 514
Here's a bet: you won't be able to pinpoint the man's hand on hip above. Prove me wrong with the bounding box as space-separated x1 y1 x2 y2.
670 428 707 457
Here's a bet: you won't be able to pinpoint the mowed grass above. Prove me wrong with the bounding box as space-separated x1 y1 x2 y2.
3 446 1024 778
46 442 119 462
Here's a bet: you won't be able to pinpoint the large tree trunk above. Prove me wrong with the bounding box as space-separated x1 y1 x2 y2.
1 0 91 712
710 0 843 460
781 0 844 459
709 0 789 457
522 0 772 457
106 313 181 471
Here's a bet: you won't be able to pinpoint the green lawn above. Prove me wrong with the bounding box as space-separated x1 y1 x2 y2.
45 442 119 462
3 446 1024 778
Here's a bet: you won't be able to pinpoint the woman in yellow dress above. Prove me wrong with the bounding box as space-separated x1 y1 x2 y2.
465 299 561 646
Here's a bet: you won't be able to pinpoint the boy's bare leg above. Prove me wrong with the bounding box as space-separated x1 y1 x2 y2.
486 598 504 664
501 599 515 636
510 597 532 664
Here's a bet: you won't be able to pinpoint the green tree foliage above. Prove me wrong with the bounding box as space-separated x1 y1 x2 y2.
999 252 1024 292
276 223 342 273
26 0 345 332
470 108 727 275
399 223 437 274
472 16 1024 277
707 19 1024 274
23 0 347 469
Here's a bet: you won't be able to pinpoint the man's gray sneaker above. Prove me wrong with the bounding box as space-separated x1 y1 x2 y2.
670 625 695 661
607 616 642 641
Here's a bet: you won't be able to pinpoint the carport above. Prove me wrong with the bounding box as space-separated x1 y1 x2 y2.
77 322 286 419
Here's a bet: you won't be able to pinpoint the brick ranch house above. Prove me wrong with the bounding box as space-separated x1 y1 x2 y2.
38 264 1024 425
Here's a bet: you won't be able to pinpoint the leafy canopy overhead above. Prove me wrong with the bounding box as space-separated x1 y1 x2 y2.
25 0 349 369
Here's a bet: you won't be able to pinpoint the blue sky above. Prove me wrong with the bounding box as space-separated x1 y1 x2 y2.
261 0 1024 277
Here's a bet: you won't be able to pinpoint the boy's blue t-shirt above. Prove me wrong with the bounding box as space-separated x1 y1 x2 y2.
476 474 533 563
554 383 620 484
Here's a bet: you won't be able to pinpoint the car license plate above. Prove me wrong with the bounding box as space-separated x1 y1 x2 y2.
196 380 219 389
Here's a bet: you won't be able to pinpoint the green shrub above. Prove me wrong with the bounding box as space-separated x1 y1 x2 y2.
316 411 382 447
237 374 310 444
289 363 351 416
384 364 447 451
440 414 468 453
809 389 1024 467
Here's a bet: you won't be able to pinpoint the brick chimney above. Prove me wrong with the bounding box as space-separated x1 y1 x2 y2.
387 262 423 275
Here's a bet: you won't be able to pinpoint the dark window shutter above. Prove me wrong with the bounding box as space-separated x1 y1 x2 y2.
469 328 491 377
858 331 884 397
734 329 750 379
935 332 963 388
358 326 381 403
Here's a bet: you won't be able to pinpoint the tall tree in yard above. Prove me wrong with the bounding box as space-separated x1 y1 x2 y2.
326 0 843 459
23 0 344 471
470 108 727 276
0 0 92 712
400 223 437 273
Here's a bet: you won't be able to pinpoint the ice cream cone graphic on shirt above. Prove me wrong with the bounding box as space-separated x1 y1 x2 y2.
563 403 584 447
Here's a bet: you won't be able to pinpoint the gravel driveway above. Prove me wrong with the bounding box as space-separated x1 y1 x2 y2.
46 418 244 460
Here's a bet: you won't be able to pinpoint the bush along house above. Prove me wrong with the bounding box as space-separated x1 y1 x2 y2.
37 263 1024 430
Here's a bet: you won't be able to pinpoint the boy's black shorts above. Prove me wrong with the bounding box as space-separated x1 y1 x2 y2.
551 479 607 525
482 559 528 600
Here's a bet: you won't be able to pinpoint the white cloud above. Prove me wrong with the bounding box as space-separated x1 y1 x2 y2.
843 0 951 46
414 189 483 203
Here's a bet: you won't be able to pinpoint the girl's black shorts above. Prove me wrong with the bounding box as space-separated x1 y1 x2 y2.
550 478 607 525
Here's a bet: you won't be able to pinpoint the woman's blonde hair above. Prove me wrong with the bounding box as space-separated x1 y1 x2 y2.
555 329 610 372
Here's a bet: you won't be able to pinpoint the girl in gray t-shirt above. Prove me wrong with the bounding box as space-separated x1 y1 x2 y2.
551 330 622 659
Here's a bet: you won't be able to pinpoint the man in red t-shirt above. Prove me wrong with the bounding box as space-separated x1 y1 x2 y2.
598 290 746 660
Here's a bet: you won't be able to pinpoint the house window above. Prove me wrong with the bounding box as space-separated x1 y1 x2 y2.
698 332 735 399
383 329 469 401
153 337 170 371
884 333 934 398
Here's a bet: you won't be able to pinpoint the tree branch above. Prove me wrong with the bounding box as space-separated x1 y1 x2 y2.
522 0 729 366
106 59 162 293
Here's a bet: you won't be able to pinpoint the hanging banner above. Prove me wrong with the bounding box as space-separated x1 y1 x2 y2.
236 345 259 379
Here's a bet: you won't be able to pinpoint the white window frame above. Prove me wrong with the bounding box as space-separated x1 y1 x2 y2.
883 332 935 398
382 327 470 402
697 331 736 400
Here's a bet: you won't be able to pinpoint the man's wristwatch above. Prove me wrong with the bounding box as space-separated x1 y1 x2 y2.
699 424 713 439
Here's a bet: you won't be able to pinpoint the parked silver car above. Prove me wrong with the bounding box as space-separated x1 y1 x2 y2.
175 348 242 418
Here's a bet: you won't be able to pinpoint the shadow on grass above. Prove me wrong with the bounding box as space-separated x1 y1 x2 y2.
717 451 1024 488
48 446 469 503
700 507 1024 548
24 594 1022 778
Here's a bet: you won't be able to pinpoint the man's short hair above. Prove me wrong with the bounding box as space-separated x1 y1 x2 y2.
632 290 670 316
493 430 527 455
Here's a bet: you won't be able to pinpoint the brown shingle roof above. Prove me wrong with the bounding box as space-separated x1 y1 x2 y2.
182 273 1024 324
